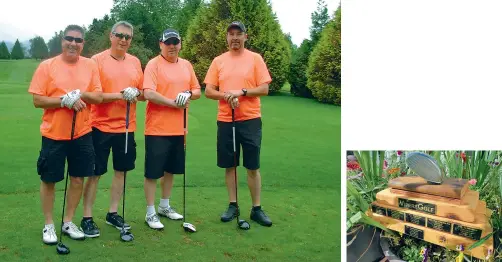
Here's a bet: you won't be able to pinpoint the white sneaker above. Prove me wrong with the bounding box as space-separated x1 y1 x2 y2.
145 213 164 229
42 224 57 244
62 221 85 240
158 206 183 220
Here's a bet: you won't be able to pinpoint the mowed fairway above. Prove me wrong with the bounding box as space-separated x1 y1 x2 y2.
0 59 340 261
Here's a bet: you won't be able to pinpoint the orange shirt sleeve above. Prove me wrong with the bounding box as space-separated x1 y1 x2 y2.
28 62 49 96
136 58 144 90
188 62 201 91
254 54 272 86
204 58 219 86
143 59 158 91
88 60 102 92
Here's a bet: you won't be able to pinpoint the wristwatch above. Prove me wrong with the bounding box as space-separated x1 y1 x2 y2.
242 88 247 96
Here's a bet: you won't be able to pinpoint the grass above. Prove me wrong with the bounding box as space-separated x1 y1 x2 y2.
0 59 341 261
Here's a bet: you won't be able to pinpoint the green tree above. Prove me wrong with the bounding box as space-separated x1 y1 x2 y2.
111 0 181 54
10 39 25 59
288 0 330 98
0 41 10 59
29 36 49 60
307 5 341 105
47 31 63 57
310 0 330 45
289 40 313 98
182 0 291 92
175 0 204 37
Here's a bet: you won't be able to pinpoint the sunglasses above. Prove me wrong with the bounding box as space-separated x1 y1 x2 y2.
64 36 84 43
163 38 180 46
113 32 132 40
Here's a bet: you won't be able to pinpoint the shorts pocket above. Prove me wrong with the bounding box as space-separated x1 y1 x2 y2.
37 150 48 176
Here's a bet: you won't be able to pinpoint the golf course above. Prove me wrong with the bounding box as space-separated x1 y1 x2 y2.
0 59 340 261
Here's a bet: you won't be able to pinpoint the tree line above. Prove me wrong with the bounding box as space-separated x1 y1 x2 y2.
0 0 340 105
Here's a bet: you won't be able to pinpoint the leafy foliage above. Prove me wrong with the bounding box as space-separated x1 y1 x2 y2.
47 31 63 57
0 41 10 59
306 5 341 105
29 36 49 60
10 39 24 60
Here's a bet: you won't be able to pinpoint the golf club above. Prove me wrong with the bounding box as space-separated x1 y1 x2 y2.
182 108 196 233
56 111 76 255
120 101 134 242
232 108 250 230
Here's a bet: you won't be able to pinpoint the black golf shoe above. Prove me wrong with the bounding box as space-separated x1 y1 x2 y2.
250 208 272 227
81 218 100 238
106 212 131 230
220 204 239 222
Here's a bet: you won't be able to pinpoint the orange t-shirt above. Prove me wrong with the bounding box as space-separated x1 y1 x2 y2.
143 56 200 136
90 49 144 133
204 49 272 122
28 55 102 140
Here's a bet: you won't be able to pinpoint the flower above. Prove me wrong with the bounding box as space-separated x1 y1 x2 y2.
397 151 403 156
384 160 388 169
388 168 400 175
468 179 477 186
347 161 360 170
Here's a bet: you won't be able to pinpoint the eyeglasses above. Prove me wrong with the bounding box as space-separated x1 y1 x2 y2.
63 36 84 43
113 32 132 40
163 38 180 46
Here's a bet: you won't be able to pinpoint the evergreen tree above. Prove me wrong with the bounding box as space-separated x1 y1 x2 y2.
306 5 341 105
182 0 291 92
10 39 25 60
0 41 10 59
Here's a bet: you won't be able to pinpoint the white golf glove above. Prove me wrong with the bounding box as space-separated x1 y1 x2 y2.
60 89 81 109
175 91 192 107
122 87 140 101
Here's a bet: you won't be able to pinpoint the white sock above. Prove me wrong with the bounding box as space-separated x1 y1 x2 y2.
159 198 170 208
146 205 155 215
45 224 54 228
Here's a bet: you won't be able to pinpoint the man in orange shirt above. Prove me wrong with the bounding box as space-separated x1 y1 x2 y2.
80 21 144 238
142 29 201 229
28 25 103 244
204 21 273 227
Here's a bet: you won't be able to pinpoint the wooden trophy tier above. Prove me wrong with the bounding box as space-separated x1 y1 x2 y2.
388 176 469 199
367 176 493 260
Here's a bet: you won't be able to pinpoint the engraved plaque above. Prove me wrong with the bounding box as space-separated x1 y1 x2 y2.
405 213 426 226
371 204 386 216
426 218 452 233
452 224 482 241
405 225 424 239
386 208 405 221
398 198 436 214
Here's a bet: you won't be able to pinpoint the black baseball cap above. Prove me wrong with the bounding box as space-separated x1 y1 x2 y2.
160 29 180 42
227 21 246 33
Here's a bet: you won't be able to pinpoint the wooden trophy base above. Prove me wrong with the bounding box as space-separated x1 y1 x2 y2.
388 176 469 199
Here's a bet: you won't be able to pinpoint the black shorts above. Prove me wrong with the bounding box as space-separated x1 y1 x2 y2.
144 135 185 179
92 127 137 176
36 132 95 183
217 117 262 170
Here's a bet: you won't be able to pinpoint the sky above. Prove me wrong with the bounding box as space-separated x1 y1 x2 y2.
0 0 338 46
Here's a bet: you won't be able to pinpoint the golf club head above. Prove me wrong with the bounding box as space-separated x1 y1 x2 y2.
238 220 250 230
183 222 196 233
56 242 70 255
406 152 443 184
120 229 134 242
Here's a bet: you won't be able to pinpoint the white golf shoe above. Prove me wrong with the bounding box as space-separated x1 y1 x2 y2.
42 224 58 244
158 206 183 220
145 213 164 229
62 221 85 240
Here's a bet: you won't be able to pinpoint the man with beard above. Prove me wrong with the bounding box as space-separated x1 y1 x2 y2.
80 21 144 238
204 21 273 227
142 29 201 229
29 24 103 244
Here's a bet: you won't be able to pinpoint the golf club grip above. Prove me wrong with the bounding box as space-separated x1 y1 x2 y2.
70 110 77 140
125 102 130 129
232 109 236 153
